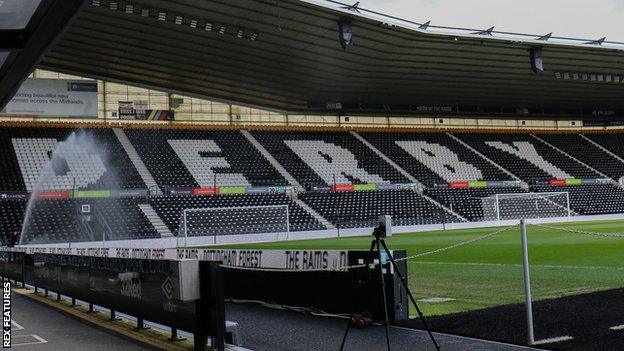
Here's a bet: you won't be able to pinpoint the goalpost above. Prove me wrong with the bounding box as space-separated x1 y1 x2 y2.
482 192 571 221
178 205 290 245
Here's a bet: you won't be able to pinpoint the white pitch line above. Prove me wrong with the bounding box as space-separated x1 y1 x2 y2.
610 324 624 330
10 334 48 347
11 320 24 330
532 335 573 345
415 261 624 271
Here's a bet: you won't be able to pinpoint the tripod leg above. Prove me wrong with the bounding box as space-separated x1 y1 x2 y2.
375 237 392 351
339 312 354 351
379 239 441 351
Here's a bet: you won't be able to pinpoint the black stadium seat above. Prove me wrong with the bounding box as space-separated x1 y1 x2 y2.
4 125 624 244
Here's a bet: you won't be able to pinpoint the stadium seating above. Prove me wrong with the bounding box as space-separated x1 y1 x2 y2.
0 127 144 191
536 133 622 179
125 129 288 188
424 187 527 221
5 125 624 245
454 132 601 182
150 193 326 234
361 131 511 186
18 198 159 244
298 190 459 228
531 184 624 215
252 131 408 187
0 200 26 245
584 134 624 180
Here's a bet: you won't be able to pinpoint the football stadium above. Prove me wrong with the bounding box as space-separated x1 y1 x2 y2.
1 0 624 350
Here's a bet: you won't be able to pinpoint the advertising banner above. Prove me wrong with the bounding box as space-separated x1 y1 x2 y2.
1 78 98 118
118 101 135 120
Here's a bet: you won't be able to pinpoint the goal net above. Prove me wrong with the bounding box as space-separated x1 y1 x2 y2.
481 192 571 221
178 205 290 238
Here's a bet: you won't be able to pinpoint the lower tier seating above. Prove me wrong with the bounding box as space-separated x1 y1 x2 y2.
149 194 326 234
298 190 460 228
531 184 624 215
424 187 528 221
0 200 26 245
17 198 159 244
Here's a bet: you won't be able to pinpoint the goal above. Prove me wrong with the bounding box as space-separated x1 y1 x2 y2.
481 192 571 221
178 205 290 239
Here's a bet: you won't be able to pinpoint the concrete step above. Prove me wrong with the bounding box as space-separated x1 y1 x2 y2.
113 128 162 195
138 204 173 238
293 198 336 230
240 130 302 190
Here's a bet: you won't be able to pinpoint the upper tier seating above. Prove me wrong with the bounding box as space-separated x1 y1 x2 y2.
252 131 408 187
536 134 622 179
585 134 624 179
454 133 601 182
150 194 325 234
531 184 624 215
361 132 511 186
0 127 144 191
424 187 527 221
125 129 287 188
298 190 459 228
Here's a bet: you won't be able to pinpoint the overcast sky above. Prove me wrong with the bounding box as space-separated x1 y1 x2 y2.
362 0 624 41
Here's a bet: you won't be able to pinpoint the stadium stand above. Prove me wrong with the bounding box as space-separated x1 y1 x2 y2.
252 131 408 187
424 187 528 221
6 124 624 244
0 199 25 244
150 193 325 234
0 127 144 191
455 132 602 182
125 128 288 188
360 131 512 186
535 133 621 179
19 198 159 244
584 134 624 179
298 190 459 228
532 184 624 215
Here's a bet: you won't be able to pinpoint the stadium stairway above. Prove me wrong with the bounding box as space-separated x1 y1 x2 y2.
240 130 301 189
292 197 336 230
113 128 162 195
138 204 173 237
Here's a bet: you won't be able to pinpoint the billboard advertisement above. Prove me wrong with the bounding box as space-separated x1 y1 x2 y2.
1 78 98 118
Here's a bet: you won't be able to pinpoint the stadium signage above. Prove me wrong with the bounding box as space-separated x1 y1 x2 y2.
547 178 612 186
435 180 522 189
1 78 98 118
6 248 349 271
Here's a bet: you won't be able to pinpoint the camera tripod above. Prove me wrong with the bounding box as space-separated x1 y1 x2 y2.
339 224 441 351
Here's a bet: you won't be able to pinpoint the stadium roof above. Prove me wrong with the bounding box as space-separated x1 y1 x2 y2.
1 0 624 117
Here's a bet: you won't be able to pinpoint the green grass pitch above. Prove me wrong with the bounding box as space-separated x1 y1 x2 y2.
219 220 624 316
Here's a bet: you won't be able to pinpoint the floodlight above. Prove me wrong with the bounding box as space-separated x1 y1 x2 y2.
125 4 133 14
205 22 213 31
530 47 543 74
338 19 353 49
158 11 166 21
190 19 197 28
109 1 118 10
175 16 183 25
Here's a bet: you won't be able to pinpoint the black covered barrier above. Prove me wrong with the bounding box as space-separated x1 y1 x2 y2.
223 250 409 322
0 253 226 351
